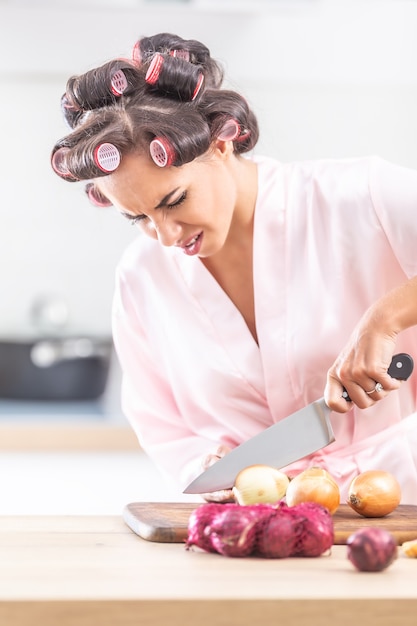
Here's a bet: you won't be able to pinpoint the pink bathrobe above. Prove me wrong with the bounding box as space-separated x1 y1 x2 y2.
112 155 417 502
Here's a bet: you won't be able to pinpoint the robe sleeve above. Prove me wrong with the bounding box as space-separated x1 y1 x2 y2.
111 267 219 490
370 157 417 278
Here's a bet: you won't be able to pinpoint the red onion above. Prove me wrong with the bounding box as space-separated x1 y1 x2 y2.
186 503 224 553
256 505 303 558
347 527 398 572
186 501 334 559
208 504 268 557
293 502 334 557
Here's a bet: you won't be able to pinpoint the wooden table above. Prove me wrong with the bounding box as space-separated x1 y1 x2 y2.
0 515 416 626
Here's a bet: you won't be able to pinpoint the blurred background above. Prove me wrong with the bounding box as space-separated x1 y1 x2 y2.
0 0 416 514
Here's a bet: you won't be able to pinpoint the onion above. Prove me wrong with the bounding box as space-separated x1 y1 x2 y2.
285 467 340 514
186 503 223 553
293 501 334 556
186 500 335 559
347 527 397 571
256 504 302 558
402 539 417 558
233 464 290 505
208 504 267 557
347 470 401 517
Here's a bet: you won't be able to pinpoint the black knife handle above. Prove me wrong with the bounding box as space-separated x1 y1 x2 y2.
342 352 414 402
387 353 414 379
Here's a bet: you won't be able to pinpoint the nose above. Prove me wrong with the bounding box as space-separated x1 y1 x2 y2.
153 217 182 247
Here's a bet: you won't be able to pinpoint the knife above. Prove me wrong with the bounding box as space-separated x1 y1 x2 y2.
183 353 414 494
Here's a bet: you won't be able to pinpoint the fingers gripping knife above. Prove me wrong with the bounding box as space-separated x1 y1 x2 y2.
183 353 414 494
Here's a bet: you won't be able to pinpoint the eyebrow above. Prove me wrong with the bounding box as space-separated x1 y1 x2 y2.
154 187 181 210
120 187 183 220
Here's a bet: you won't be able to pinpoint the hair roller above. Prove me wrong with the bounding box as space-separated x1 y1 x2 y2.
85 183 113 207
217 119 240 142
149 137 176 167
60 93 83 129
61 93 79 113
110 69 128 96
236 128 251 143
65 60 136 115
51 147 76 179
145 53 204 102
145 53 164 85
93 143 121 172
191 73 204 100
169 49 190 62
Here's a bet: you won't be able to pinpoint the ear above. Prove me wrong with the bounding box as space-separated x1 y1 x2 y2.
212 138 235 160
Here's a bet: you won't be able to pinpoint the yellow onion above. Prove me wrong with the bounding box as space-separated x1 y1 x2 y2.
285 467 340 515
347 470 401 518
232 464 290 505
402 539 417 558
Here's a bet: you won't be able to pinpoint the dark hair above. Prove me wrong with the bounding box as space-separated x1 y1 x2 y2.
51 33 259 205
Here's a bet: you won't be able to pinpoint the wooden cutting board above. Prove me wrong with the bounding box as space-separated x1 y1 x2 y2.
123 502 417 545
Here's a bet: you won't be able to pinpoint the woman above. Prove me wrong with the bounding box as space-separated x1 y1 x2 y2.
51 33 417 503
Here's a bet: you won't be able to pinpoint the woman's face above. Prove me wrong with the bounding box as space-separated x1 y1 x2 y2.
96 143 240 258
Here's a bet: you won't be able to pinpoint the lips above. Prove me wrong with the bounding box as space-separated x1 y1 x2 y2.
180 232 203 256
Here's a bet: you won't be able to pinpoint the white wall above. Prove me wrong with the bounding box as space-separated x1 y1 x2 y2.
1 0 417 338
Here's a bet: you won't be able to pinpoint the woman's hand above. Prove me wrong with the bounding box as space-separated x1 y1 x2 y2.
324 275 417 411
200 445 236 503
325 340 400 412
324 297 403 412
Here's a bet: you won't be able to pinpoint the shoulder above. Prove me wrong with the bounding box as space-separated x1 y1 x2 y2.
286 155 377 182
252 154 381 212
252 153 379 187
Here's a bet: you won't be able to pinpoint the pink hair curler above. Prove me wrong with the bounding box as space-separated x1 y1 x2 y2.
145 54 164 85
94 143 121 172
110 69 128 96
236 128 251 142
217 119 240 142
61 94 79 111
169 49 190 62
191 73 204 100
51 147 73 178
149 137 175 167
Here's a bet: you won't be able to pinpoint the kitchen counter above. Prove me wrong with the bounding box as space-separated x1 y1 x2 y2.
0 399 139 451
0 515 416 626
0 419 139 450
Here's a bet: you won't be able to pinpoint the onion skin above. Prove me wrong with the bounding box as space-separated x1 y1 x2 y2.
256 505 302 558
285 467 341 515
186 503 223 553
233 464 290 505
347 470 401 518
208 506 261 557
186 502 272 557
347 527 397 572
293 502 334 557
186 501 334 559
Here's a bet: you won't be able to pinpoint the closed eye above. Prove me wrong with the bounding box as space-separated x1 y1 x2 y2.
166 191 187 210
122 212 147 226
121 191 187 226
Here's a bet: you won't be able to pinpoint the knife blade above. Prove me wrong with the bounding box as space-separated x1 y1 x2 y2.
184 397 334 494
183 353 414 494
